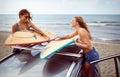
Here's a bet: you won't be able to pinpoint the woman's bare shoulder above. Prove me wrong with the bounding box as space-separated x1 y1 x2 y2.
12 23 17 28
28 22 35 27
78 28 87 33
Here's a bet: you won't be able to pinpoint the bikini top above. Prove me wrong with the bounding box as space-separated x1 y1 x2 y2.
15 22 29 31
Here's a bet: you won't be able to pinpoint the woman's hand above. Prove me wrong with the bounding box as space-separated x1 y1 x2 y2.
75 38 83 46
54 37 61 41
46 36 51 42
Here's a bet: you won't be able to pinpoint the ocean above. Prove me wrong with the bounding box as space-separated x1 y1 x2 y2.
0 14 120 41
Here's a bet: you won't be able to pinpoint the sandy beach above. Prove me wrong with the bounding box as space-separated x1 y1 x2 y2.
0 31 120 77
0 31 13 59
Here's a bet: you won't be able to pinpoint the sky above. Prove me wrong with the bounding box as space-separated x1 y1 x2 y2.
0 0 120 14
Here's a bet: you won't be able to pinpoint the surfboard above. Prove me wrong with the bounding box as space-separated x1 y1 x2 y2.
40 38 77 59
4 30 56 46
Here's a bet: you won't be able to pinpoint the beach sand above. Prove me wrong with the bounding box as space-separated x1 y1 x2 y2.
0 31 13 59
0 31 120 77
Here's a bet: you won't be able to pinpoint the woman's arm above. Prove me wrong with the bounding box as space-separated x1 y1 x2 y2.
56 30 78 40
29 22 49 38
12 24 16 33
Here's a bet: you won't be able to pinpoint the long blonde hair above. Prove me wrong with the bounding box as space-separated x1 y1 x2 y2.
74 16 92 40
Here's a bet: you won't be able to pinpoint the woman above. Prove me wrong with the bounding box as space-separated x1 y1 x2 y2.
56 16 99 77
12 9 49 38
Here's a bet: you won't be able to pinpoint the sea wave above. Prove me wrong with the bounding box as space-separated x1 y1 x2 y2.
93 37 120 44
36 21 120 26
87 21 120 26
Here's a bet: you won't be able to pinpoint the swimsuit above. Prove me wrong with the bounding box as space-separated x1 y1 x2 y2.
15 22 29 31
84 47 99 63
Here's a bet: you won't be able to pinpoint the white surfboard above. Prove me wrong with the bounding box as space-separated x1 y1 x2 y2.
40 36 79 59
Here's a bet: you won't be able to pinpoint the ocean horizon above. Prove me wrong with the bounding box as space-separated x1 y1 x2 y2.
0 14 120 41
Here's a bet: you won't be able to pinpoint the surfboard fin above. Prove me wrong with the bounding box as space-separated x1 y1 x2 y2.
33 35 37 39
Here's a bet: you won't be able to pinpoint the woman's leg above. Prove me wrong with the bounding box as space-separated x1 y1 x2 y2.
83 62 91 77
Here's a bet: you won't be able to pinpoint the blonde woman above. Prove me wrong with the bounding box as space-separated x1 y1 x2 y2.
56 16 99 77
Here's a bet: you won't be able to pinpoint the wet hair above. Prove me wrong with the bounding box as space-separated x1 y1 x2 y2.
74 16 92 40
19 9 32 20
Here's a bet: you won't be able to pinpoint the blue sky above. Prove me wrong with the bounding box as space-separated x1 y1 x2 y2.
0 0 120 14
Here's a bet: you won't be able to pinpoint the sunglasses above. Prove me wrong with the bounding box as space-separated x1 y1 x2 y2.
25 16 29 19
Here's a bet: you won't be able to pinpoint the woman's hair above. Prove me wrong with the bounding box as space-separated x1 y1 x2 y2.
19 9 32 20
74 16 92 40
